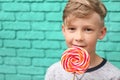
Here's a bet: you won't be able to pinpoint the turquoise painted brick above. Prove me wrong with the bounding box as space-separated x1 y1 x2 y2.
32 58 59 67
61 41 67 49
61 3 67 11
0 74 4 80
2 3 30 11
96 42 109 51
108 33 120 41
0 12 15 21
0 40 2 47
46 0 64 2
0 3 1 11
33 76 44 80
32 22 61 31
0 57 3 64
109 13 120 22
17 66 44 75
0 65 16 73
33 41 60 49
0 48 16 56
0 31 15 39
64 0 68 1
111 0 120 2
46 12 62 21
104 2 120 11
4 57 31 66
16 0 43 2
0 0 13 2
106 42 120 51
96 43 105 51
32 3 60 12
0 23 1 30
106 52 120 61
3 22 30 30
97 42 120 51
6 75 31 80
17 31 44 40
4 40 31 48
96 51 106 58
45 31 64 40
0 0 120 80
102 0 109 1
108 22 120 31
17 49 44 58
16 12 44 21
45 49 63 58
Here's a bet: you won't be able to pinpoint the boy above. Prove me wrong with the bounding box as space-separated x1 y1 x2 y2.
45 0 120 80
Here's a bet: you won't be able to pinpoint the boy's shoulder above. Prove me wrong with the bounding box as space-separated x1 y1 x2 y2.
47 61 62 71
100 61 120 79
106 61 120 72
45 60 120 80
104 61 120 72
45 61 69 80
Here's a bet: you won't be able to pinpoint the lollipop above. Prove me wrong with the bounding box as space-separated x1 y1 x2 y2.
61 47 90 74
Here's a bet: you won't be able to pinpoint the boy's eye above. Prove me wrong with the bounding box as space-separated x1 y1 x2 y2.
68 28 76 30
67 27 76 33
85 28 93 31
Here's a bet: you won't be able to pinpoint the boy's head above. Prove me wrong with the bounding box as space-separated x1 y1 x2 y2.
62 0 107 55
63 0 107 26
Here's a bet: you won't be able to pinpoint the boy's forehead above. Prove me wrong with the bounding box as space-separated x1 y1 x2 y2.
64 12 103 27
64 14 90 25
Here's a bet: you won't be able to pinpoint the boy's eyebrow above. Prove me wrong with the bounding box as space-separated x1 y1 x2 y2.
66 22 98 28
64 21 77 27
67 25 76 27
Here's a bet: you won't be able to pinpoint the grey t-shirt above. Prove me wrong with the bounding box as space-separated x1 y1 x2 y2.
45 59 120 80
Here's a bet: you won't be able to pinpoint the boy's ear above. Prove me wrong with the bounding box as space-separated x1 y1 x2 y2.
98 27 107 40
62 24 65 35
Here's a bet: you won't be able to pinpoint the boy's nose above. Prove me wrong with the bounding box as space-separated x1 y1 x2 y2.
75 31 84 42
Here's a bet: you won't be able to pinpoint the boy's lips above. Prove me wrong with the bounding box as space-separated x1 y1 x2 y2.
72 45 86 48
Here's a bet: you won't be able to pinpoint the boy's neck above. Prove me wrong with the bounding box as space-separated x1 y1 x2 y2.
89 53 103 68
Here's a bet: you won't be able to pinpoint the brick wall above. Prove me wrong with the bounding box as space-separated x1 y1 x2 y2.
0 0 120 80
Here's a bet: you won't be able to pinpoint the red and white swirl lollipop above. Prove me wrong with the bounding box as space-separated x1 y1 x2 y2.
61 47 90 74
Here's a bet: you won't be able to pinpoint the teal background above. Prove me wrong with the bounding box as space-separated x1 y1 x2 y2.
0 0 120 80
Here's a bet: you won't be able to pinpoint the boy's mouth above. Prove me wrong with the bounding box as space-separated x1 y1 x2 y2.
72 45 86 48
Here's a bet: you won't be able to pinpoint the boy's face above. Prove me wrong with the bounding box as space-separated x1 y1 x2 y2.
62 12 106 55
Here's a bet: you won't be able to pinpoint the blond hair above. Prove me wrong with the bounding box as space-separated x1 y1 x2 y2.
63 0 107 25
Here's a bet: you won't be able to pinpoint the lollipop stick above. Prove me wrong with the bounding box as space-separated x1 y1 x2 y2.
72 73 75 80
